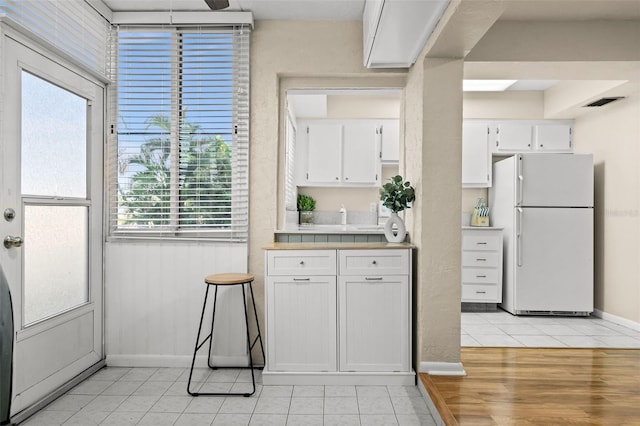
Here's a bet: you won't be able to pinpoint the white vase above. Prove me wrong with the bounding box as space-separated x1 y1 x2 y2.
384 212 406 243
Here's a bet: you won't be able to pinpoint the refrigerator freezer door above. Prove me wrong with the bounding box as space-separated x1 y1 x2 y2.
517 154 593 207
513 207 593 314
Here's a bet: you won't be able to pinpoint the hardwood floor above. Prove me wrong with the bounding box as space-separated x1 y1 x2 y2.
421 347 640 425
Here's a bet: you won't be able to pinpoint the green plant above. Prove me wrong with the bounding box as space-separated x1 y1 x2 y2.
297 194 316 211
380 175 415 213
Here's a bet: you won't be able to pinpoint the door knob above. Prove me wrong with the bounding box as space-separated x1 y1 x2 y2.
4 235 23 249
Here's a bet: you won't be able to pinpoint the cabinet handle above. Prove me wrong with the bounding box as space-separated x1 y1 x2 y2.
476 291 487 294
335 177 339 180
293 278 311 282
476 258 487 261
476 242 487 245
372 260 377 265
365 277 383 281
476 275 486 278
299 260 305 265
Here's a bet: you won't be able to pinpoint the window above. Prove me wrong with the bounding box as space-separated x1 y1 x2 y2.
109 25 250 241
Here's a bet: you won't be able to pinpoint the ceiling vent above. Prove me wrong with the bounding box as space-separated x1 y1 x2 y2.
584 97 624 107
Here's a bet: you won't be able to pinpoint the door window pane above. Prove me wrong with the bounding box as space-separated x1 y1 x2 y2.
23 205 89 325
21 71 87 197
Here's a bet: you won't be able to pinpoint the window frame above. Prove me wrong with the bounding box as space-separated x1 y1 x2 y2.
107 24 250 242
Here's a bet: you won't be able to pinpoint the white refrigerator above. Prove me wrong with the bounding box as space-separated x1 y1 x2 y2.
489 154 594 315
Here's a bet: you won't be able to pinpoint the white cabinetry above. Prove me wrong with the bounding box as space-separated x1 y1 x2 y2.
461 228 503 303
462 122 491 188
264 247 413 385
492 120 573 155
297 120 381 186
380 119 399 164
339 250 409 372
307 123 342 183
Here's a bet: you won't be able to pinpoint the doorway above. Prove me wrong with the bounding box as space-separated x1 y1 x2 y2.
0 33 104 417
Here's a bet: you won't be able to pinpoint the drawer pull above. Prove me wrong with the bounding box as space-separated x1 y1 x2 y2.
476 275 486 278
476 291 487 294
372 260 377 265
365 277 383 281
476 242 487 245
476 258 487 261
293 278 310 282
299 260 305 265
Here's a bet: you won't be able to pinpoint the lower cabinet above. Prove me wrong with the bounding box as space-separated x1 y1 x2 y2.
266 276 337 372
264 247 413 385
339 275 409 372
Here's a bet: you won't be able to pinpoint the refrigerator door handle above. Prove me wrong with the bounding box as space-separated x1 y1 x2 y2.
516 207 523 267
516 155 524 206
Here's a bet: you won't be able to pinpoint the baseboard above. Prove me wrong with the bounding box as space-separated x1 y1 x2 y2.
593 309 640 332
106 354 253 368
419 361 466 376
262 370 415 386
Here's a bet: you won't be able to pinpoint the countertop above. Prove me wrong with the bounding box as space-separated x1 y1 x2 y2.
264 242 415 250
462 226 503 230
275 224 385 234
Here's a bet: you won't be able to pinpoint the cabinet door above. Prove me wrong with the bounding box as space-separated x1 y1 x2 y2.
338 276 409 372
267 276 337 372
342 122 379 184
380 120 399 163
307 123 342 184
494 123 533 153
462 122 491 188
534 123 572 152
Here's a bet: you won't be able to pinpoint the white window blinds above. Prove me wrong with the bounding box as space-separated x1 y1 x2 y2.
0 0 109 79
109 25 250 241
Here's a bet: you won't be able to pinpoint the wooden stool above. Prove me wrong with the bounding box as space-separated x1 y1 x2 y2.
187 273 265 397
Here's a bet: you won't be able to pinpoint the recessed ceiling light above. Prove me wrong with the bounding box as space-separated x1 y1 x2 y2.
463 80 517 92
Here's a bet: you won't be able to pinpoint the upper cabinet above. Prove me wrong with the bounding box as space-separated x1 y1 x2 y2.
380 119 399 165
363 0 450 68
297 119 384 187
462 119 574 189
492 120 573 155
462 122 492 188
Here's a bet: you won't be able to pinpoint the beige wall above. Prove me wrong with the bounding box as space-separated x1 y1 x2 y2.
405 56 464 367
250 20 405 362
574 96 640 324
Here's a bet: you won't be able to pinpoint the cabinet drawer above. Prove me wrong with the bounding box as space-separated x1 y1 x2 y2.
339 249 409 276
462 284 498 302
462 233 501 251
461 251 500 268
266 250 336 276
462 268 499 284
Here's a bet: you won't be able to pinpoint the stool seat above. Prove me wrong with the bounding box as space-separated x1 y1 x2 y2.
205 273 254 285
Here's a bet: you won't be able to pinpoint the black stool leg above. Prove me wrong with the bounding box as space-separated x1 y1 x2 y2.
187 284 211 396
207 285 220 369
248 281 265 364
241 283 256 397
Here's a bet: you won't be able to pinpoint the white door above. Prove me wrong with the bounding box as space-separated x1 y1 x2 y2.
342 122 379 184
518 154 594 207
307 123 342 184
338 276 409 372
514 207 593 313
462 122 491 188
266 276 337 372
0 36 104 415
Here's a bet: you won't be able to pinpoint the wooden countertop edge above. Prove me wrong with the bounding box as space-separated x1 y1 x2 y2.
263 242 416 250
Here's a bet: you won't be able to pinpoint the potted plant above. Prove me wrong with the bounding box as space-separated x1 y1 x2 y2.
379 175 415 242
297 193 316 225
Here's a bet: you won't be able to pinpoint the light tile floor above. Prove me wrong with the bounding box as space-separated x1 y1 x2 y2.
462 309 640 348
21 367 436 426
